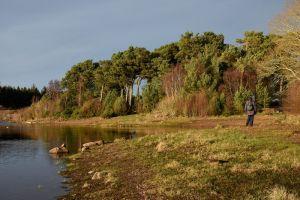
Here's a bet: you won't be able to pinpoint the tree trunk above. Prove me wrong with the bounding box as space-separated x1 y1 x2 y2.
78 76 83 107
100 85 104 102
129 84 133 107
279 77 283 93
125 86 128 103
136 78 141 97
240 71 244 88
121 88 124 98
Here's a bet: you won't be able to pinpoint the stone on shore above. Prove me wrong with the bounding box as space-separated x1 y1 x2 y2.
82 140 103 148
49 144 69 154
81 146 89 152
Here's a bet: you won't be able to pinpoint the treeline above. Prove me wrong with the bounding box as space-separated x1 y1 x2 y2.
0 85 41 109
24 0 300 119
25 31 286 119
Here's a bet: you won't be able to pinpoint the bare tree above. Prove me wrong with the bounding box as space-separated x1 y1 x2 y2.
162 64 186 98
46 80 62 100
269 0 300 81
270 0 300 33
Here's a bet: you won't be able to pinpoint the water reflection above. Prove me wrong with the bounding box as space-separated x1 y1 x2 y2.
0 125 138 154
0 126 67 200
0 123 178 200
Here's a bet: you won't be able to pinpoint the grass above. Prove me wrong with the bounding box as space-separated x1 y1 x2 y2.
61 127 300 200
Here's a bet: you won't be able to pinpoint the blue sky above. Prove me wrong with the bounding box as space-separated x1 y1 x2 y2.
0 0 284 89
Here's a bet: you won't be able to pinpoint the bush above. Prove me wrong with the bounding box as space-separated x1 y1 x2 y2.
20 96 62 120
155 96 177 117
142 77 164 112
283 81 300 114
256 82 270 110
175 91 208 117
113 96 128 116
101 90 118 118
233 87 253 114
208 92 225 115
78 99 102 118
60 92 77 118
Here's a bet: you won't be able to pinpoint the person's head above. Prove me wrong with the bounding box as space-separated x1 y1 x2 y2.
248 97 252 102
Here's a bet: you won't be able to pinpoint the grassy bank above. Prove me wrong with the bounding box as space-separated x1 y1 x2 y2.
61 127 300 200
6 111 292 129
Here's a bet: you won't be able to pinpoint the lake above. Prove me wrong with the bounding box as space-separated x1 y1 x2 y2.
0 122 176 200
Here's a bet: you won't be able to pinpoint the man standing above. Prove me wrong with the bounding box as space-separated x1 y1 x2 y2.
244 97 257 126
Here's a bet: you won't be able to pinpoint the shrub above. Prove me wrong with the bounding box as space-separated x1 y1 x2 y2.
141 77 164 112
175 91 208 117
155 96 177 117
233 87 253 114
78 99 102 118
256 82 270 110
283 81 300 114
113 96 128 116
208 92 225 115
101 90 118 118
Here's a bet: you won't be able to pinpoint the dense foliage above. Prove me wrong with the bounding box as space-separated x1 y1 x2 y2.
0 85 41 109
18 0 300 119
23 30 285 119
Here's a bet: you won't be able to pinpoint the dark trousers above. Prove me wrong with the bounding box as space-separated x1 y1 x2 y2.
246 115 254 126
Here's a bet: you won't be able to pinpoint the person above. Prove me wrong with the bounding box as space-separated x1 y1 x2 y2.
244 97 256 126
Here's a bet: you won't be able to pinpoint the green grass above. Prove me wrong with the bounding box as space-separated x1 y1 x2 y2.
124 128 300 199
64 126 300 199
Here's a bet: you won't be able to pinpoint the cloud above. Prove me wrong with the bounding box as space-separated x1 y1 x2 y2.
0 0 284 88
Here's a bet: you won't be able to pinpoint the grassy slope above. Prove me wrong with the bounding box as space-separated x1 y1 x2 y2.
62 127 300 200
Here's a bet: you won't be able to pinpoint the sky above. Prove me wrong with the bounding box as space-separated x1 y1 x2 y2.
0 0 284 89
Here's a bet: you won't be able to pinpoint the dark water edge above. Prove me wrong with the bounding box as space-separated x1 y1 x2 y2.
0 121 15 127
0 121 178 200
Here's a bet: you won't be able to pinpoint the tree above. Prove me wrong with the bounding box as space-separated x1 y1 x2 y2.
176 32 225 63
111 46 151 106
269 0 300 81
270 0 300 34
61 60 96 114
45 80 62 100
0 85 41 108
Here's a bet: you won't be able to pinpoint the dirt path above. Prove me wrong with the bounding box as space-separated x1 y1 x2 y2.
61 143 153 200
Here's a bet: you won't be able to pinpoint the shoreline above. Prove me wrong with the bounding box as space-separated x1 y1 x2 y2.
0 109 287 128
2 110 300 199
60 122 300 199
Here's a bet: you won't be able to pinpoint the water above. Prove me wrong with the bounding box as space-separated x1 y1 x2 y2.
0 122 174 200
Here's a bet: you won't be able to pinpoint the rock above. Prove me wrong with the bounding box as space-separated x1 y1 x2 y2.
81 146 89 152
82 140 103 148
92 172 102 180
82 142 95 148
49 145 69 154
49 147 60 154
82 182 90 188
59 147 68 153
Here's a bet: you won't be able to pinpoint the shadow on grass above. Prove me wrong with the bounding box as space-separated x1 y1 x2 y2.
208 167 300 199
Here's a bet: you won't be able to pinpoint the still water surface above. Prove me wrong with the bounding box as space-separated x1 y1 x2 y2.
0 122 175 200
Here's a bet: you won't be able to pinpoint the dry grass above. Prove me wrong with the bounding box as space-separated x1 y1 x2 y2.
268 186 299 200
63 127 300 199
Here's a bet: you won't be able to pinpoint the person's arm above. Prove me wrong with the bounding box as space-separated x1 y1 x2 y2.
254 102 257 114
